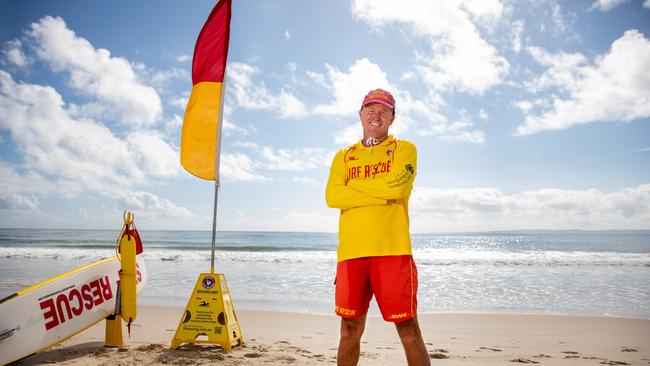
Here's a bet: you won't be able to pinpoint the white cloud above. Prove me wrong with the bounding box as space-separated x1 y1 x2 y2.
232 141 260 150
170 96 189 109
284 30 291 40
514 100 534 114
113 190 193 219
460 0 504 23
0 71 186 222
548 2 571 35
149 67 190 87
222 209 337 232
313 58 391 117
0 192 38 210
293 176 319 186
0 71 142 192
259 147 332 171
232 141 333 173
126 131 179 178
277 90 307 118
220 105 255 136
164 113 183 136
0 161 56 197
26 16 162 127
410 184 650 232
228 61 306 118
589 0 627 11
176 54 191 62
352 0 509 94
443 129 485 144
511 19 525 53
306 70 327 88
311 58 485 145
222 120 251 136
420 119 486 143
524 46 587 92
219 152 269 182
2 39 31 67
334 124 364 146
645 0 650 8
0 162 53 209
286 62 297 72
517 30 650 135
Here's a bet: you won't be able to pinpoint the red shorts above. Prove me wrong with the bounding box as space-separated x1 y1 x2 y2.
335 255 418 322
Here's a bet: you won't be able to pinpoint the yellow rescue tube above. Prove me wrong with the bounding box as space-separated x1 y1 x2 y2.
119 233 137 323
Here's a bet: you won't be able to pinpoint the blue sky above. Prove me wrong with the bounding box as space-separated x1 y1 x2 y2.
1 0 649 232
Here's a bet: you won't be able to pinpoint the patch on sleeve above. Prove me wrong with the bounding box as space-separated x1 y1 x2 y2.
405 164 414 175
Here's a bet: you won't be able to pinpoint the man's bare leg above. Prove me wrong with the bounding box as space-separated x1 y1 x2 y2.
337 314 367 366
394 316 430 366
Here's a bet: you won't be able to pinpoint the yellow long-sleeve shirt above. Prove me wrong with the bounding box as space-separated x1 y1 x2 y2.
326 135 416 262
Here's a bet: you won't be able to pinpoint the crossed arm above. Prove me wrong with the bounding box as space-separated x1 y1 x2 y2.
325 149 386 209
325 143 417 209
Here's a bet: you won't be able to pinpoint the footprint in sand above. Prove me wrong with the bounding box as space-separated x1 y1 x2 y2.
135 343 164 352
429 353 449 359
244 352 264 358
273 355 297 363
621 347 638 352
206 353 225 361
600 361 630 365
510 358 539 364
249 345 269 353
171 357 194 365
562 351 580 359
478 346 502 352
360 351 379 359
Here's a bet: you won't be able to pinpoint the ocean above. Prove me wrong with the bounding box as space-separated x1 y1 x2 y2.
1 229 649 318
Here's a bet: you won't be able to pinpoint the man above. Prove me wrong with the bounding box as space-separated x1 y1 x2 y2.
326 89 430 366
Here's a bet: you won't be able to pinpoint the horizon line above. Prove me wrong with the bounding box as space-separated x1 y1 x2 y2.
1 227 649 235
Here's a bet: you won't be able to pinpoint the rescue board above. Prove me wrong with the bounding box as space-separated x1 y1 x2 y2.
0 255 147 365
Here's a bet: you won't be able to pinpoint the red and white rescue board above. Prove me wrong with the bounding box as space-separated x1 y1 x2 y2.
0 256 147 365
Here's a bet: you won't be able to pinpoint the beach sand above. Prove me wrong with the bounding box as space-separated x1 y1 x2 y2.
15 306 650 365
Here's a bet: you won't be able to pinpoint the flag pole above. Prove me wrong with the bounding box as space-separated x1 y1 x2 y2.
210 69 226 274
210 180 219 274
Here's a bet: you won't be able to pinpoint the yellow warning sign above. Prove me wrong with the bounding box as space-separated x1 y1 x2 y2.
171 273 243 352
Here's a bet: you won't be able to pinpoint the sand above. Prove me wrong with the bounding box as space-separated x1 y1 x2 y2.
15 306 650 365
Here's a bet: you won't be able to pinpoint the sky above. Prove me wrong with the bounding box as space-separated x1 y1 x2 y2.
0 0 649 233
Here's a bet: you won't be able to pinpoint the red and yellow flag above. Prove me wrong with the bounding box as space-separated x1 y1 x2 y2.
180 0 232 180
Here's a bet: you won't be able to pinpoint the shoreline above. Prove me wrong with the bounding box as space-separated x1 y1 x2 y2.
16 306 650 365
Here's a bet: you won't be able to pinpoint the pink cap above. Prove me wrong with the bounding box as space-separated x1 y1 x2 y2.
361 88 395 109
